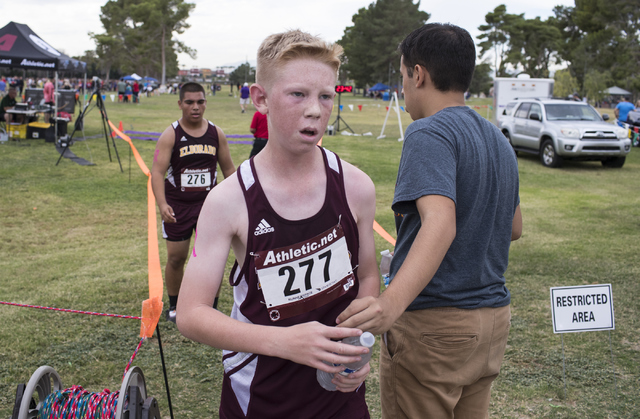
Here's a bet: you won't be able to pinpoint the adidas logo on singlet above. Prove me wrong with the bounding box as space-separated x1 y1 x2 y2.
254 219 275 236
180 136 188 142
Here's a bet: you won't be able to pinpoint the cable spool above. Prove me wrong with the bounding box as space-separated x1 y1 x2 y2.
17 366 63 419
116 366 146 419
14 365 160 419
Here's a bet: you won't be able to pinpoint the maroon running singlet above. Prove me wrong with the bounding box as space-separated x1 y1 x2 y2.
164 119 220 205
219 147 369 419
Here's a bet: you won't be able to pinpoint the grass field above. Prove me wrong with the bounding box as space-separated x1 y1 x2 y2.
1 90 639 418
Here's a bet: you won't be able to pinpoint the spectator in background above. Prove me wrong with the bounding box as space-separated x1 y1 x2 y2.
249 109 268 158
43 77 55 123
615 96 635 126
239 82 250 113
133 80 140 103
0 77 6 97
124 83 132 103
117 79 126 101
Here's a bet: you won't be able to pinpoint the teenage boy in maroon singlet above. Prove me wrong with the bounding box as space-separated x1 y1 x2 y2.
177 31 380 418
151 82 235 323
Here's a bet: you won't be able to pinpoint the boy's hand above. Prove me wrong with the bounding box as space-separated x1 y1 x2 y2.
332 362 371 393
276 322 369 374
336 295 400 335
159 204 176 223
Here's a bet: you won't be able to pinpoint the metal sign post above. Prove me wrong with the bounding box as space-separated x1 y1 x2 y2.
550 284 616 399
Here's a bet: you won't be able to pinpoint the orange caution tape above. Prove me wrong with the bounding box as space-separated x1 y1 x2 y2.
108 120 163 338
373 220 396 246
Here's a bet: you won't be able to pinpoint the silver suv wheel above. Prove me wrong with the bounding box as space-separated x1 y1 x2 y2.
540 139 563 168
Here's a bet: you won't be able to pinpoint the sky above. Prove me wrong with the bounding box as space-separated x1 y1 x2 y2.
0 0 575 72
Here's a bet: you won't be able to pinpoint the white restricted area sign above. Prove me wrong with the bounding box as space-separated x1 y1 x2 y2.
550 284 614 333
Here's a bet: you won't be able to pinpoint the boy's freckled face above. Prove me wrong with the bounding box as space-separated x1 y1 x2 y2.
265 59 336 150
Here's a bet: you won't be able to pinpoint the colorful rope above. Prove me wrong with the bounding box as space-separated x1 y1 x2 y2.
5 302 154 417
38 336 145 419
39 385 120 419
0 301 142 320
123 338 145 379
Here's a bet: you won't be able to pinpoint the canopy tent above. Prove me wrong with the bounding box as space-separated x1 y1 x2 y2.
121 73 142 81
143 76 158 83
604 86 631 96
0 22 86 72
369 83 390 91
0 21 87 142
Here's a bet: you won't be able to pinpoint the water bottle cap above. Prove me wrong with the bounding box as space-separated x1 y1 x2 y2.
360 332 375 348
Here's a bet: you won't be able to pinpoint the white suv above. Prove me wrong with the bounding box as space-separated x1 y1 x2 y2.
499 99 631 168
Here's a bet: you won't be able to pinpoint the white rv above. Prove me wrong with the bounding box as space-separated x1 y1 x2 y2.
493 75 554 125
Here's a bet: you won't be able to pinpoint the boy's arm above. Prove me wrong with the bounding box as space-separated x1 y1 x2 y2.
177 179 371 374
150 126 176 223
337 195 456 335
215 126 236 179
342 162 380 300
512 204 522 241
329 163 378 392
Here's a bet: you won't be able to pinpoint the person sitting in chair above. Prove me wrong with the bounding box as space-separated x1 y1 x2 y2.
1 88 23 125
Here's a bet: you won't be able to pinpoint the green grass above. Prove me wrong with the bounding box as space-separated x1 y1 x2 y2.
1 91 639 418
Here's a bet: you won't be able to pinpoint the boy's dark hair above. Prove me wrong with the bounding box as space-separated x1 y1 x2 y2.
179 82 205 100
399 23 476 93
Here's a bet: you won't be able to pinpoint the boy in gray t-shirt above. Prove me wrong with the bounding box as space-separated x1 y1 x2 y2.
338 23 522 418
392 105 519 310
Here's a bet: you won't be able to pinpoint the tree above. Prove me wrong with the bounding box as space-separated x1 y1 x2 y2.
552 0 640 97
583 69 612 104
468 63 492 96
339 0 429 88
73 50 114 79
553 68 578 98
506 17 561 78
128 0 196 85
229 63 255 86
90 31 125 81
477 5 523 77
92 0 196 85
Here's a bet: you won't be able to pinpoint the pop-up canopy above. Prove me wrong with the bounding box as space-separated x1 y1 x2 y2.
0 21 86 72
0 21 87 141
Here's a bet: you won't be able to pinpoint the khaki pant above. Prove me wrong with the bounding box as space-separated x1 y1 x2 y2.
380 305 510 419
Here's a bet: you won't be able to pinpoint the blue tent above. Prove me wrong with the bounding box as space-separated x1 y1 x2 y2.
121 75 137 81
143 76 158 82
369 83 390 91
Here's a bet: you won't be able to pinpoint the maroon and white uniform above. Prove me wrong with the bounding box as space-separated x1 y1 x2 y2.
164 119 220 205
220 148 369 419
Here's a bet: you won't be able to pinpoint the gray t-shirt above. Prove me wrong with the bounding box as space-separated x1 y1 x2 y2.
390 106 519 310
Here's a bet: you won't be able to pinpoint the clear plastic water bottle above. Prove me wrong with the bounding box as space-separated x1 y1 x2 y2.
316 332 376 391
380 249 392 288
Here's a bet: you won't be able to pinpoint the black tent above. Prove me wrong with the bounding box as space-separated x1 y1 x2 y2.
0 21 86 72
0 21 87 143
